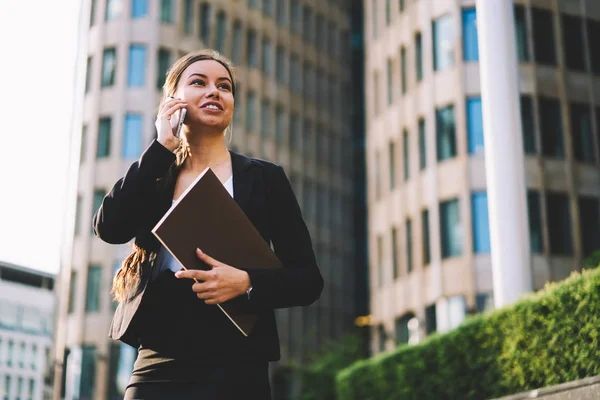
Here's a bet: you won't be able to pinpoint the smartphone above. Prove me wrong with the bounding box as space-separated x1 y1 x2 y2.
172 108 187 138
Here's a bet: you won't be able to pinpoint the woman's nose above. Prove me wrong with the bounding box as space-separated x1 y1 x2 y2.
206 85 220 98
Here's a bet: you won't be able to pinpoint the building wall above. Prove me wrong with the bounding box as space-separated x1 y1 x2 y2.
365 0 600 354
55 0 358 399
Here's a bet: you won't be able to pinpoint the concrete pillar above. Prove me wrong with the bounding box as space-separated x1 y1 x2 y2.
476 0 533 307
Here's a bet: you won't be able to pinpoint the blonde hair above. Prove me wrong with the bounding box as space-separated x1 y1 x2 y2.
111 49 237 302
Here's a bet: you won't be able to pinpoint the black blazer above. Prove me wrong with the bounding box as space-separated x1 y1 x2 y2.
93 140 323 360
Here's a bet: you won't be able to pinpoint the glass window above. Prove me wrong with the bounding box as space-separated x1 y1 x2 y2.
7 340 14 366
80 125 87 164
16 376 23 399
422 209 431 265
263 0 272 15
425 304 436 334
406 218 413 273
108 343 138 400
532 7 556 65
372 0 378 39
521 95 535 154
28 378 35 400
277 0 286 25
403 130 409 181
400 47 407 94
391 227 398 279
101 48 116 87
131 0 148 18
68 272 77 314
436 105 456 161
539 97 564 158
418 118 426 170
199 3 211 44
546 192 572 255
18 342 26 368
562 14 585 71
570 103 595 163
276 46 286 83
472 192 490 253
527 191 543 253
157 48 170 89
31 344 37 370
85 265 102 312
304 120 313 158
373 71 380 115
399 0 404 12
395 314 412 344
249 0 258 8
105 0 121 21
275 106 286 144
74 195 82 236
433 14 454 71
85 57 93 93
377 236 384 287
290 55 300 92
290 0 301 34
579 196 600 258
232 22 242 64
215 12 227 53
80 345 97 399
160 0 174 23
514 5 529 62
127 44 146 87
247 30 258 67
440 198 462 258
262 38 272 76
97 117 112 158
587 20 600 75
90 0 97 26
415 32 423 81
385 0 391 25
123 114 142 159
389 141 396 190
183 0 193 34
387 58 393 104
467 96 484 154
303 5 313 43
289 114 300 151
245 92 256 132
462 8 479 61
261 99 271 138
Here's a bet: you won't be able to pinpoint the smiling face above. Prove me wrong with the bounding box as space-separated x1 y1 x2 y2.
174 59 235 133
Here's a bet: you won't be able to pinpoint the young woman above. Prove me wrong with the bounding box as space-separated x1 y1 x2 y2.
94 49 323 399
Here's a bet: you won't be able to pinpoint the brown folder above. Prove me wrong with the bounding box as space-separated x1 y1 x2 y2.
151 168 282 336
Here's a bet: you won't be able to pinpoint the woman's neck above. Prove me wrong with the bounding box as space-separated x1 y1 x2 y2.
183 131 230 173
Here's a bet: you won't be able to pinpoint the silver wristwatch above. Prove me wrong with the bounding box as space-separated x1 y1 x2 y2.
246 285 253 300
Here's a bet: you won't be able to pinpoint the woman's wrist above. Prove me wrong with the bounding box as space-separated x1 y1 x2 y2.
157 137 179 152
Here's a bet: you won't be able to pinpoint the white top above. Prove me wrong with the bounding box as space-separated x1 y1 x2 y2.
156 175 234 274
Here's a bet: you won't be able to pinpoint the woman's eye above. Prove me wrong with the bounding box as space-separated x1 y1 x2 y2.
191 80 205 85
218 84 231 90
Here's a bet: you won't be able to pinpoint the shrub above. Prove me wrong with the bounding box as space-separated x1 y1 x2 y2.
336 268 600 400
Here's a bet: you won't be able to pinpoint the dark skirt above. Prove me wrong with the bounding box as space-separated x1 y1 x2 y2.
124 362 272 400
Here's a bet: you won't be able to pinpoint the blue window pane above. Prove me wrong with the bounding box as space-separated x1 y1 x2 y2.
462 8 479 61
131 0 148 18
472 192 490 253
123 114 142 159
440 198 462 258
128 45 146 87
467 97 484 154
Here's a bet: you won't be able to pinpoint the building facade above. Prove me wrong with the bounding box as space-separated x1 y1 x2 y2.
53 0 358 399
0 261 55 400
365 0 600 353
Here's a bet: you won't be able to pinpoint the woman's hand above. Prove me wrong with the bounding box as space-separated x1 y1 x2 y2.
175 248 251 305
155 97 188 152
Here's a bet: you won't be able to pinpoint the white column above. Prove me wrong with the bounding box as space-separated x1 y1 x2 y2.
476 0 532 307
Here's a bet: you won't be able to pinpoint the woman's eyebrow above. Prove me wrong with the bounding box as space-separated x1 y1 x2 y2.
188 73 232 84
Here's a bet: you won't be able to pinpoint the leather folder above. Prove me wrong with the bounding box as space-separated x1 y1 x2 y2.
152 168 282 336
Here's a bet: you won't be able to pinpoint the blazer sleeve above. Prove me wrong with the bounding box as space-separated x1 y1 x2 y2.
93 140 176 244
244 165 324 309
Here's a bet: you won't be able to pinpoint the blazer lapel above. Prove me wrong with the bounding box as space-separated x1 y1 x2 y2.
230 150 254 217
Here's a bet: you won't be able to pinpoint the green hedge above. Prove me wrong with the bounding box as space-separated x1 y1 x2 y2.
336 267 600 400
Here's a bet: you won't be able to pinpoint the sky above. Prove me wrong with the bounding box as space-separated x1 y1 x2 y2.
0 0 80 274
